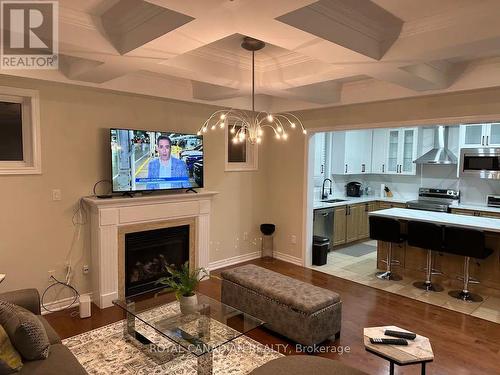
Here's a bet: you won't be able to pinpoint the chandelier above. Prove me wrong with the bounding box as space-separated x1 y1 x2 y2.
197 37 306 145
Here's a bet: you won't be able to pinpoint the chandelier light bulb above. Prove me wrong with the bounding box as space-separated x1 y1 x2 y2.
219 122 225 128
276 133 281 139
267 114 273 122
277 126 282 133
232 137 238 143
230 128 235 134
211 125 216 130
257 137 262 144
303 129 307 134
291 122 296 128
220 113 226 120
197 131 201 136
283 133 288 140
257 128 263 136
203 127 208 133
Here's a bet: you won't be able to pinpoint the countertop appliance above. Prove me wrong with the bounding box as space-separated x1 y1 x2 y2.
346 181 362 197
487 195 500 208
460 148 500 179
313 207 334 250
406 188 460 212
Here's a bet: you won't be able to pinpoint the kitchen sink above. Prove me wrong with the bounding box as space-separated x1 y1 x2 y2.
321 199 347 203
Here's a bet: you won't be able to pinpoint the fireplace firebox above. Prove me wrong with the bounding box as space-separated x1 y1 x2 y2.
125 225 189 297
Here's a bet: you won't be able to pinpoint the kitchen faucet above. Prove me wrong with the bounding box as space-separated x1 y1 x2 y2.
322 178 333 200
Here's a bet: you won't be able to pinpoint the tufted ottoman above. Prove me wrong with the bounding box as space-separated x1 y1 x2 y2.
220 264 342 346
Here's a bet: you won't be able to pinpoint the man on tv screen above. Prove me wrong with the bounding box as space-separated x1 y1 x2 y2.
146 135 190 189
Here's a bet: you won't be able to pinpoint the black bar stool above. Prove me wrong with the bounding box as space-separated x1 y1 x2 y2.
369 216 404 281
443 226 493 302
407 221 444 292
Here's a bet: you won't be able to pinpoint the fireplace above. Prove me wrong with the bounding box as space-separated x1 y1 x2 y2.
124 225 190 297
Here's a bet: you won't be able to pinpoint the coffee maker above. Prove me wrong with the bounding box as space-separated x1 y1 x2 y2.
346 181 362 197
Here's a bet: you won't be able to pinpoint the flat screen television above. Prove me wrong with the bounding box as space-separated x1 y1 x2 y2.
111 128 203 193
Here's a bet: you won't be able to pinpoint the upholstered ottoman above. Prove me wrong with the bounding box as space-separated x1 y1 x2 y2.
250 356 368 375
221 264 342 346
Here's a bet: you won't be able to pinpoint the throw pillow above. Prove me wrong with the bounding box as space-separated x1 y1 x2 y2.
0 324 22 374
0 301 50 361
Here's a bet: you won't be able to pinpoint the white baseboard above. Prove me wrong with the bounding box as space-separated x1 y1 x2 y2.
274 251 303 266
41 293 92 315
208 251 261 271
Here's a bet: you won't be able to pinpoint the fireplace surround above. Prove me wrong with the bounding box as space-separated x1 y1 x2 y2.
84 191 217 308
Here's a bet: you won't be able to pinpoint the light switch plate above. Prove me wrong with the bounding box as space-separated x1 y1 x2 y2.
52 189 62 201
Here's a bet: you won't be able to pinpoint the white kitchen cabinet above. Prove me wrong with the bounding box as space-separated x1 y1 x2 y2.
385 127 419 175
331 130 373 175
371 129 388 174
459 123 500 147
312 132 327 185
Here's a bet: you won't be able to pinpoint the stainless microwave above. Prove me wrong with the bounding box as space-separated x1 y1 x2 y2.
460 148 500 179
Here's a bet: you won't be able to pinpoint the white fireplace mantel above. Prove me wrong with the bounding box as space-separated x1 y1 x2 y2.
83 191 218 308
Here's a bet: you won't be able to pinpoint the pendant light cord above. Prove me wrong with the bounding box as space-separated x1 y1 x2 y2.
252 50 255 113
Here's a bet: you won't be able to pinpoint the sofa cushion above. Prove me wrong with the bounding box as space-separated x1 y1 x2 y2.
19 344 87 375
221 265 340 314
0 302 50 361
36 317 60 346
250 356 368 375
0 324 23 374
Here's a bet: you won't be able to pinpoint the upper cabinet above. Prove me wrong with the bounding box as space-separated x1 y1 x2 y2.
312 132 327 184
372 127 419 175
331 130 373 175
460 123 500 147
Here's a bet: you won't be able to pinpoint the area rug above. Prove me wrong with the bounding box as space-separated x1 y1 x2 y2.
62 302 282 374
335 243 376 257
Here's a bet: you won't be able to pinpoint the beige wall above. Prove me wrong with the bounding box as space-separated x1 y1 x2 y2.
0 75 267 303
265 87 500 260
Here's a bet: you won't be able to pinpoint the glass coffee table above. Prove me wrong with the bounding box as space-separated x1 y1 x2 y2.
113 293 264 375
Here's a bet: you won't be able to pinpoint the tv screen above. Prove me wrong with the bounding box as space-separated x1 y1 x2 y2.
111 128 203 193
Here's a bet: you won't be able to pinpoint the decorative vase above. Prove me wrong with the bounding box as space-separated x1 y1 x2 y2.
179 294 198 315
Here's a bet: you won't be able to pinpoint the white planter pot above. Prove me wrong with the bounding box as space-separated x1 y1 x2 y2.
179 294 198 315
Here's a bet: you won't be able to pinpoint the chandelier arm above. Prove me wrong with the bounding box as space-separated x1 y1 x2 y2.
276 113 306 130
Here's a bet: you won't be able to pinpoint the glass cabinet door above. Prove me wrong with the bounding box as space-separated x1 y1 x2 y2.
462 124 484 146
401 128 415 174
387 130 399 173
488 123 500 146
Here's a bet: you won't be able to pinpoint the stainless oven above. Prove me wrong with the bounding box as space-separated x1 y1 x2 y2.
460 148 500 179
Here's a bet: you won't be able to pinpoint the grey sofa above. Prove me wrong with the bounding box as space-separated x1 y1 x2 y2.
221 264 342 346
0 288 87 375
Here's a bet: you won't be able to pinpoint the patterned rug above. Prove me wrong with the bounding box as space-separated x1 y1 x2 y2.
62 301 282 374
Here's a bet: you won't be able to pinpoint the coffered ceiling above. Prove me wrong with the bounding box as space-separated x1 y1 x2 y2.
5 0 500 112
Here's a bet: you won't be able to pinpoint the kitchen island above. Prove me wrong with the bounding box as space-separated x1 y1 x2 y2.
369 208 500 292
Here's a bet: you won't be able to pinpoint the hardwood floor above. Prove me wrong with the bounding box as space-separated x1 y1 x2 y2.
45 259 500 374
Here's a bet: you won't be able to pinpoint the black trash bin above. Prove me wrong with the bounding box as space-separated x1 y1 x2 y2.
312 235 330 266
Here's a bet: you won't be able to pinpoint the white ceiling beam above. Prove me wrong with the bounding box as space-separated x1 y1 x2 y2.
101 0 194 55
59 54 133 83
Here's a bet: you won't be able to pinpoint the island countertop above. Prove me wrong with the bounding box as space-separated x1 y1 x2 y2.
369 208 500 233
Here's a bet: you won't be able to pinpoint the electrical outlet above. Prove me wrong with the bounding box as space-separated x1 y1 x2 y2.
243 232 248 241
82 265 89 274
52 189 62 201
48 270 56 281
291 235 297 244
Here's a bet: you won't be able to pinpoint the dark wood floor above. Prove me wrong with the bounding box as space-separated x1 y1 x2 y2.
45 259 500 375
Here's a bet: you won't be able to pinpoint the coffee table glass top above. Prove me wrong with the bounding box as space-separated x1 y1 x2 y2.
113 293 264 356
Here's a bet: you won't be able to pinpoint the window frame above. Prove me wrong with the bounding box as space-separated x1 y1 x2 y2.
224 124 258 171
0 86 41 174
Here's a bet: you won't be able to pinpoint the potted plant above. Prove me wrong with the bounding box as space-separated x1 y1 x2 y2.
157 262 209 314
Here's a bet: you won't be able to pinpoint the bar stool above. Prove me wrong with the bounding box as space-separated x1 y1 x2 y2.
443 226 493 302
407 221 444 292
369 216 404 281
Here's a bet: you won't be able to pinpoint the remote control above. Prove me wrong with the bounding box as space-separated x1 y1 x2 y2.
384 329 416 340
370 338 408 345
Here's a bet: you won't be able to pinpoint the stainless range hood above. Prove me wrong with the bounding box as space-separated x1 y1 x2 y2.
414 126 457 165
